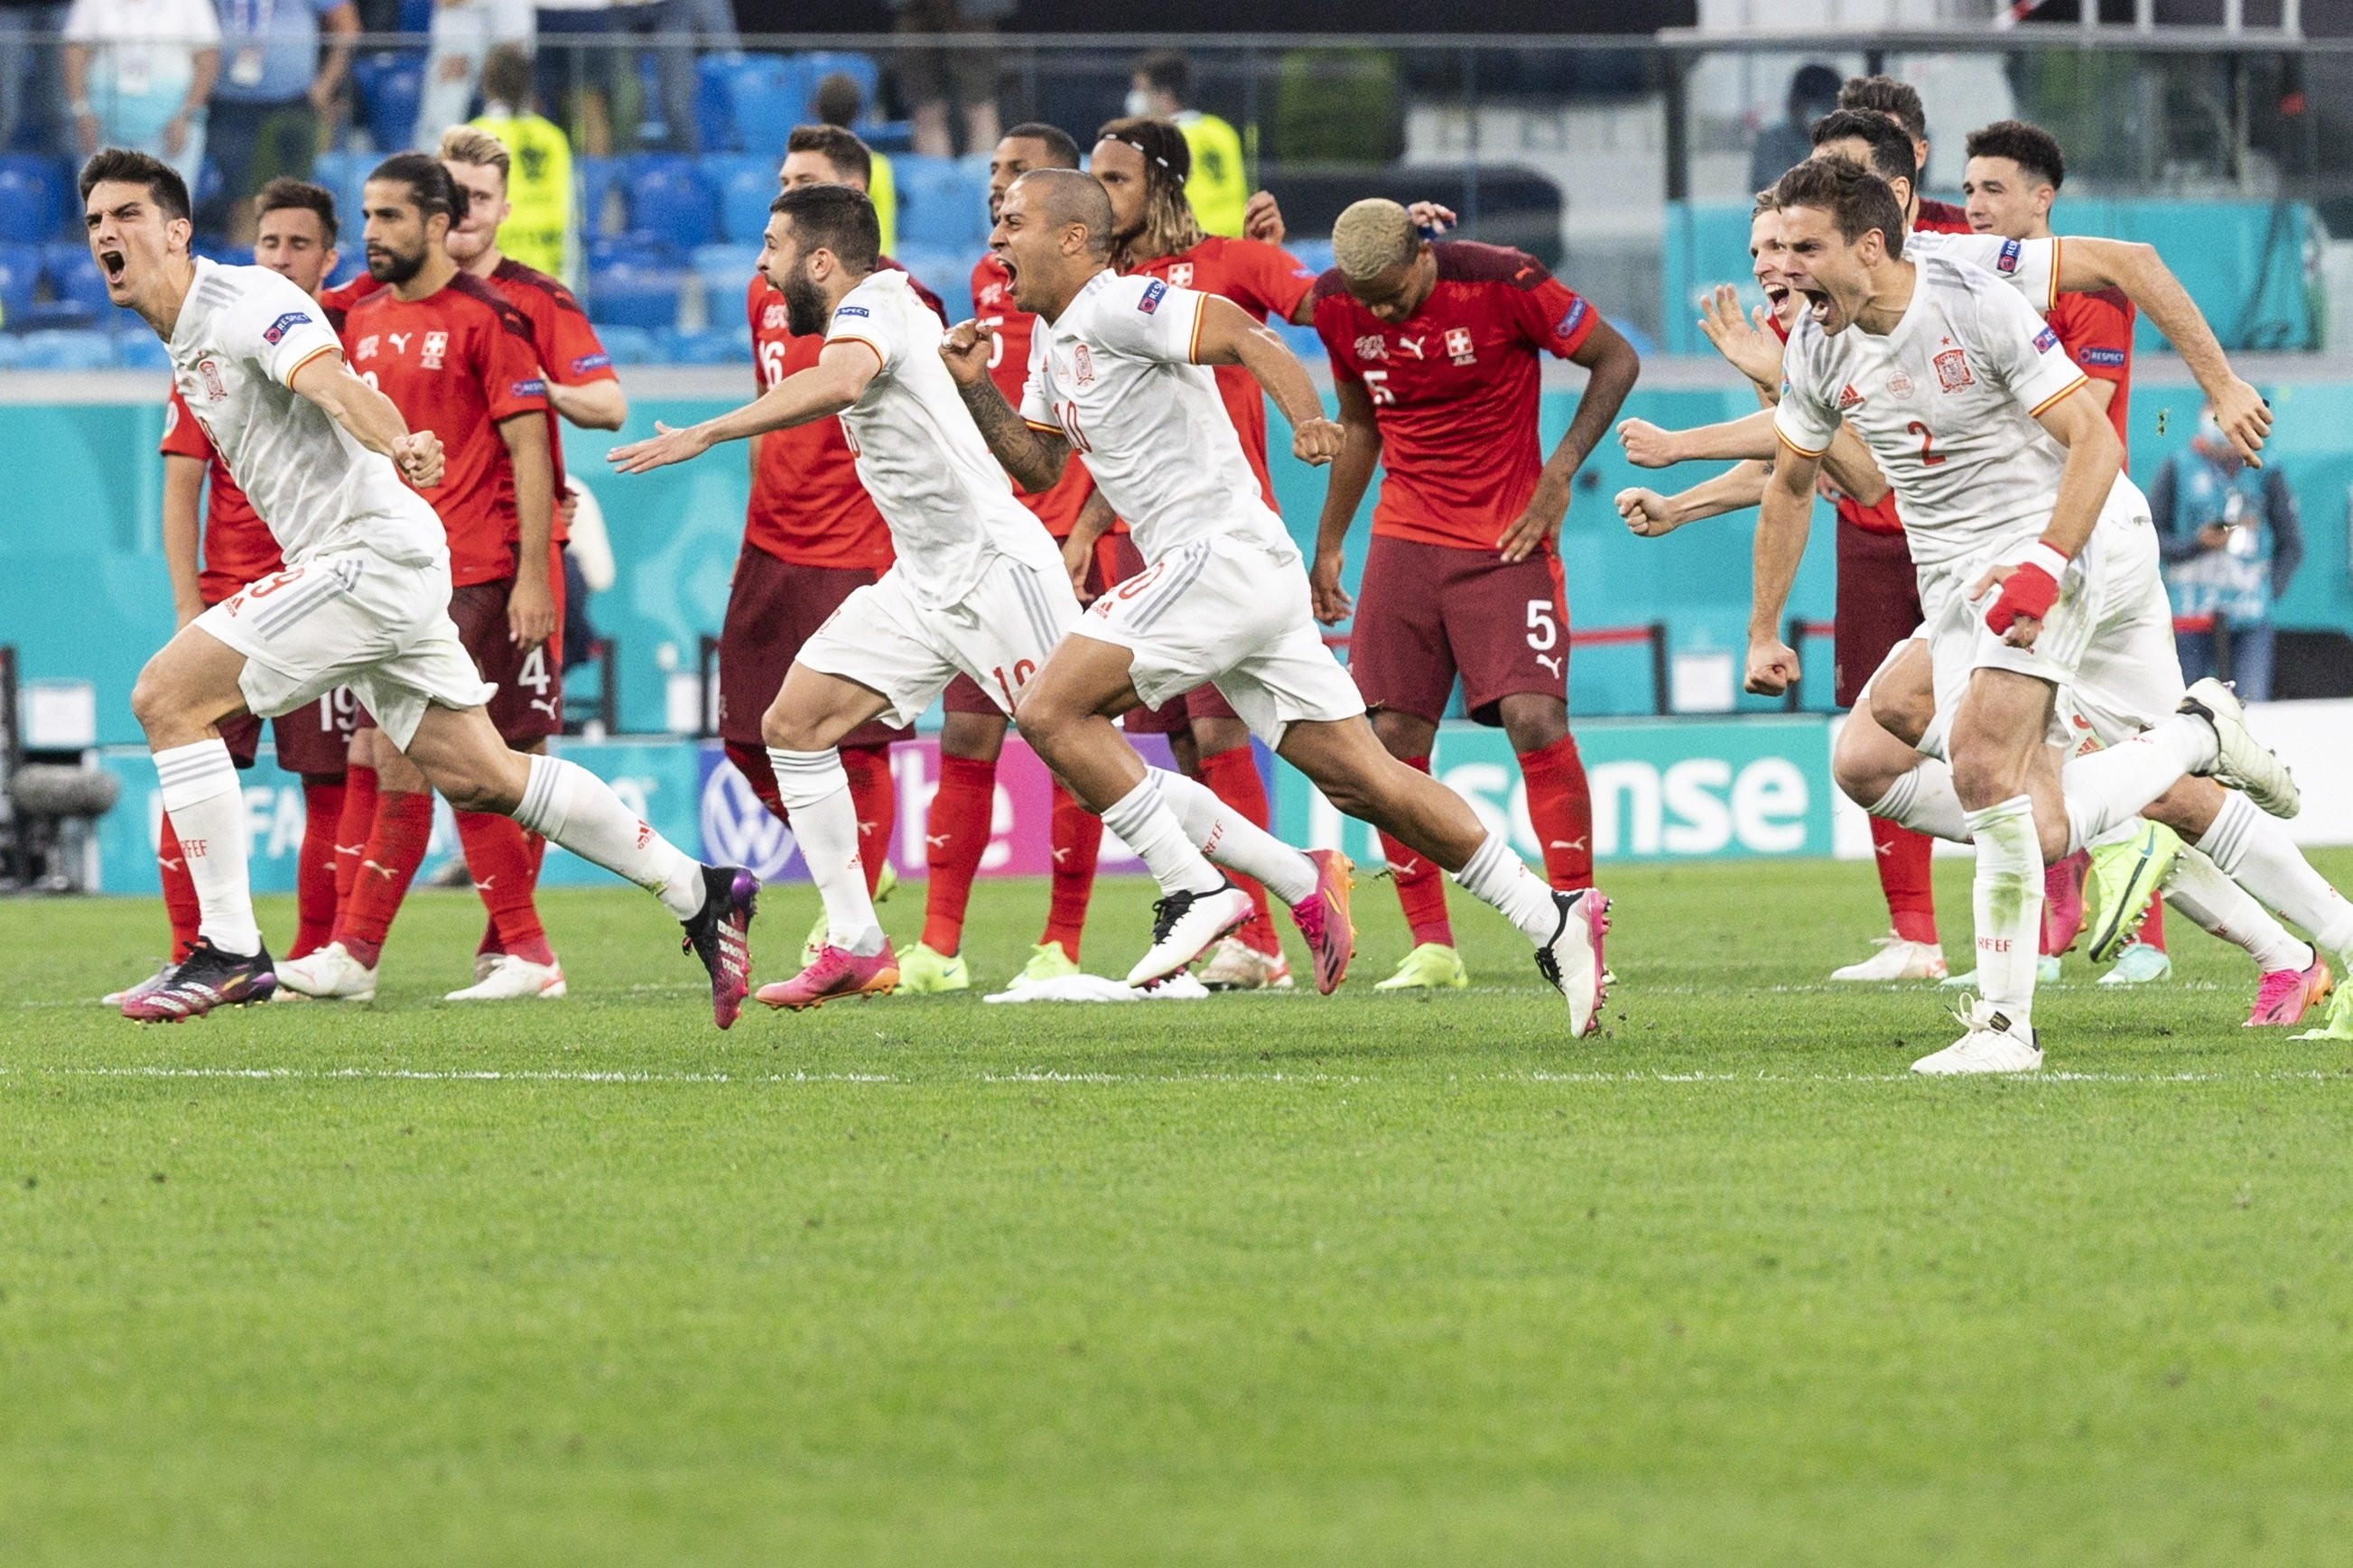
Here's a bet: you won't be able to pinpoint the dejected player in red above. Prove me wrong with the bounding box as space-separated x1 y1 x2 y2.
1308 199 1639 990
275 154 558 1003
105 178 358 1009
720 124 945 963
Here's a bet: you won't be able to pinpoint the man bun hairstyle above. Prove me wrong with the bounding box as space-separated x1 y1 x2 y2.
786 123 872 187
1839 74 1928 143
1332 198 1420 281
1004 120 1081 170
78 147 191 223
1809 107 1916 190
768 181 881 273
1772 155 1907 260
1963 119 2065 191
370 152 459 219
256 177 339 246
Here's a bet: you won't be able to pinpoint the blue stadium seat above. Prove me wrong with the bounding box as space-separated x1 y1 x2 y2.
0 156 60 242
694 53 742 152
795 51 879 116
575 156 628 237
622 154 716 247
587 231 682 273
113 329 172 370
692 242 760 309
308 149 377 237
15 329 116 370
709 153 776 245
893 154 990 254
1288 238 1336 280
0 242 38 323
721 54 804 160
587 262 683 329
888 246 974 310
586 323 658 366
43 243 110 317
351 51 426 153
654 324 750 365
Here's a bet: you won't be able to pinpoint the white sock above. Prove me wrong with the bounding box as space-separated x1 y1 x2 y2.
2163 846 2312 974
153 738 261 955
1871 758 1970 844
2194 789 2353 960
1102 774 1226 897
1151 767 1317 905
1966 795 2044 1026
766 747 884 956
1453 831 1561 946
514 753 704 921
2060 715 2217 855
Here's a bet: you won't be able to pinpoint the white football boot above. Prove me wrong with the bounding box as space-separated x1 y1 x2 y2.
1126 883 1254 988
2181 678 2299 817
1533 888 1610 1036
1197 936 1295 991
444 954 567 1001
272 940 378 1002
1829 935 1948 982
1911 1001 2042 1075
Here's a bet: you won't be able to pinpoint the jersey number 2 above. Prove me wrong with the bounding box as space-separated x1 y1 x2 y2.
1904 420 1947 467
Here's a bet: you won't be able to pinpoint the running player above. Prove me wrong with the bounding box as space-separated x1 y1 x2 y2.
1307 199 1638 991
952 169 1609 1031
108 178 358 1009
86 147 757 1024
274 154 563 1004
1837 75 1971 232
1753 156 2303 1072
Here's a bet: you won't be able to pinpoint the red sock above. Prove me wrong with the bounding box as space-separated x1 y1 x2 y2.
337 789 433 970
456 809 555 968
1516 734 1594 890
841 744 896 897
1198 744 1279 955
157 807 200 963
331 763 379 923
1380 756 1454 949
920 755 996 954
724 740 786 821
1041 780 1103 962
291 776 345 960
2140 893 2168 951
1873 817 1939 947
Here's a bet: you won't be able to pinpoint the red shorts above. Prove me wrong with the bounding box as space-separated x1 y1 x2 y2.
941 531 1189 734
1347 533 1567 726
719 544 912 750
1833 519 1923 710
450 556 567 746
219 690 356 775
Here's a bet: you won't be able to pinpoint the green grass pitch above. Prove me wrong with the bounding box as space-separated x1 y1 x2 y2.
6 854 2353 1564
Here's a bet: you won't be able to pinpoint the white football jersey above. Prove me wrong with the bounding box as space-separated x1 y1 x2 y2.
826 268 1064 608
167 258 443 569
1900 231 2059 315
1020 269 1295 564
1774 252 2091 567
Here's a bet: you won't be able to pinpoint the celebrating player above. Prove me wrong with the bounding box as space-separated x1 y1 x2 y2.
1837 75 1972 233
87 148 757 1025
949 169 1610 1032
1307 199 1638 991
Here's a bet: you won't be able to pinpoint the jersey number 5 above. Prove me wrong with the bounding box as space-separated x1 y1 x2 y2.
1363 368 1395 406
1904 420 1947 467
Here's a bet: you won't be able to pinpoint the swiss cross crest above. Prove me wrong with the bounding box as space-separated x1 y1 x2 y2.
980 283 1005 308
1354 334 1386 361
1444 326 1475 364
1167 263 1195 288
1933 348 1973 392
762 302 786 329
1836 382 1864 411
198 358 226 402
356 333 379 360
421 330 449 370
1073 343 1094 385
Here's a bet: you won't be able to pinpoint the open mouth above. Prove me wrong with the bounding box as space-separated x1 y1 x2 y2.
1799 285 1831 324
1762 280 1790 309
99 248 126 285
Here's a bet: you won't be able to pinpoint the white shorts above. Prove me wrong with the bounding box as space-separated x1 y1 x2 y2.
796 552 1077 728
1914 480 2184 760
1069 533 1365 747
198 548 494 751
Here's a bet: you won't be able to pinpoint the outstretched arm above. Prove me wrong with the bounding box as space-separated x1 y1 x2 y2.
546 377 628 431
1191 294 1344 467
939 318 1071 493
2051 237 2270 463
1745 441 1822 696
1617 459 1772 536
289 350 441 486
607 342 877 473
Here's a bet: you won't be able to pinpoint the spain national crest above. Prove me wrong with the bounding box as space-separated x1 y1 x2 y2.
1933 348 1973 392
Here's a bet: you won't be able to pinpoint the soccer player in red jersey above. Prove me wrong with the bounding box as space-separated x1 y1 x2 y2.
723 124 944 962
1066 114 1325 989
1837 75 1973 234
1307 200 1639 990
107 178 357 1008
276 154 558 1004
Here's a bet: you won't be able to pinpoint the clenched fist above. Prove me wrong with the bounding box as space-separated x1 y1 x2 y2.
939 318 998 386
393 430 443 487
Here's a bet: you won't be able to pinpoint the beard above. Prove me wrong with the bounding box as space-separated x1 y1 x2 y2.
781 266 830 338
366 243 427 285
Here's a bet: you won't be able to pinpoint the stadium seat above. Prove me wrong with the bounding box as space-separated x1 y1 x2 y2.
0 242 38 324
587 262 684 329
654 324 750 366
893 154 990 255
15 329 116 370
710 154 777 246
575 156 629 238
351 51 426 153
692 242 761 308
112 329 172 370
0 156 59 242
888 246 973 308
621 155 716 248
42 243 110 318
586 323 658 366
795 51 879 116
720 54 804 160
1288 238 1336 279
308 149 377 237
588 231 682 273
694 53 743 152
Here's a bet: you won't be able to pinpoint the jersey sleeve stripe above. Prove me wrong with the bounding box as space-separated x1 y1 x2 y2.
2027 375 2090 419
278 340 340 388
1187 298 1206 364
1023 418 1063 434
2046 237 2060 314
1775 427 1829 459
826 335 888 373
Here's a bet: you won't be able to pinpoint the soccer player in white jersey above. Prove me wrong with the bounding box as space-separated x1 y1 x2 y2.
1753 157 2307 1073
84 148 760 1026
943 169 1611 1032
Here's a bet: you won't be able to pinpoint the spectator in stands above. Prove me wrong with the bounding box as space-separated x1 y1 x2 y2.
534 0 696 153
1128 48 1245 238
812 69 896 253
61 0 218 184
889 0 1003 157
2 0 71 153
205 0 358 241
1747 61 1840 192
2153 402 2304 701
415 0 533 150
470 42 572 282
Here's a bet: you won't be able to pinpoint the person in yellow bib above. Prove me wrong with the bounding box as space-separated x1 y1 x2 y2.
1129 49 1246 238
468 43 574 285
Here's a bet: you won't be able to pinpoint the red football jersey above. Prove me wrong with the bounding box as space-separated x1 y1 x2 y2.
743 272 894 571
1915 198 1973 235
1313 242 1598 551
487 256 618 543
2046 285 2134 458
160 385 283 604
972 251 1094 538
1127 236 1318 498
344 274 550 587
316 273 377 334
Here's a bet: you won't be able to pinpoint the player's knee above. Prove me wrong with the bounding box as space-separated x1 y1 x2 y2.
1868 680 1933 751
1498 697 1569 754
128 666 174 735
1948 751 2017 812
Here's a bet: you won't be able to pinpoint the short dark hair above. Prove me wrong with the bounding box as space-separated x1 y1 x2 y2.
255 177 339 246
811 70 863 129
1839 74 1928 143
768 181 881 273
1133 49 1192 101
1809 108 1916 190
1003 121 1081 170
1014 167 1117 260
480 42 533 110
367 153 458 220
1963 119 2065 191
78 148 191 223
1772 156 1907 259
786 124 871 186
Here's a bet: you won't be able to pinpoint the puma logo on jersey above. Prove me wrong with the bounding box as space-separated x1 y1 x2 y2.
1549 837 1587 853
335 841 365 858
1052 847 1072 865
1535 653 1564 678
387 332 412 356
926 832 952 849
473 877 497 893
363 858 398 879
1390 856 1424 877
156 855 183 872
1398 335 1428 360
529 699 558 718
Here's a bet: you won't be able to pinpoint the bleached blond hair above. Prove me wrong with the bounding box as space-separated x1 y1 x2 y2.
437 125 511 184
1333 199 1419 281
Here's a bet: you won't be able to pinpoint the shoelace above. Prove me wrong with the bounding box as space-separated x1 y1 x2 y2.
1147 895 1188 945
